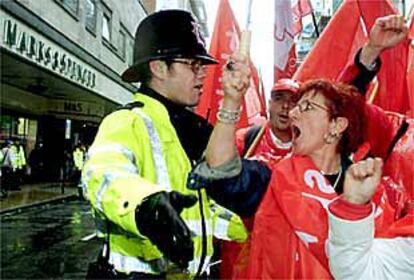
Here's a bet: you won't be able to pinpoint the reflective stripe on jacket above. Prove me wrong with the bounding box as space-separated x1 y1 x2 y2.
210 201 248 242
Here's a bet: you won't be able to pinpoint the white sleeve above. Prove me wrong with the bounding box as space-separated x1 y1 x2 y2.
327 205 414 280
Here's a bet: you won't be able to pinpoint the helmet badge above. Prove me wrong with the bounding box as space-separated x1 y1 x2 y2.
191 21 205 47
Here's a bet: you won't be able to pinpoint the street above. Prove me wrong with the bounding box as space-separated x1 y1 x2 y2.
0 199 100 279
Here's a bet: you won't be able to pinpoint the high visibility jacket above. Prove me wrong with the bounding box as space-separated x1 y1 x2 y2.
83 93 247 276
209 201 248 243
16 145 26 169
73 148 84 170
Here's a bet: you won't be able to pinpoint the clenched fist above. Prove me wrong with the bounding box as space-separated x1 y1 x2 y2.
343 157 383 205
361 14 409 65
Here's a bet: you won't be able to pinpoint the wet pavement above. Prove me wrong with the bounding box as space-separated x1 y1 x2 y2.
0 183 79 213
0 199 101 279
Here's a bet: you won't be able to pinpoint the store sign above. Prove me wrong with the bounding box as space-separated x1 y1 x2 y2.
51 100 104 117
2 18 96 89
64 101 84 113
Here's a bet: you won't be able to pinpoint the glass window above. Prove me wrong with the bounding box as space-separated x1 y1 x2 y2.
128 40 134 66
17 118 29 136
58 0 79 15
102 13 111 41
0 115 31 141
85 0 97 32
0 115 14 140
119 29 126 59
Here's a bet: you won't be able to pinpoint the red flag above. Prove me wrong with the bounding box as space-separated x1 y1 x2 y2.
407 20 414 117
292 0 313 33
294 0 411 114
293 0 367 81
275 44 298 80
274 0 312 81
196 0 265 127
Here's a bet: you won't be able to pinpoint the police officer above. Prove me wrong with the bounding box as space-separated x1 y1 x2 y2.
15 140 27 188
83 10 247 279
1 140 18 194
72 144 85 185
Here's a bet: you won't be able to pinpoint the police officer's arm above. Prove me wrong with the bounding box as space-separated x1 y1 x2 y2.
83 110 165 236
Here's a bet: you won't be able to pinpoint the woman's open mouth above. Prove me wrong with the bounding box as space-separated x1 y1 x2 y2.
292 125 301 141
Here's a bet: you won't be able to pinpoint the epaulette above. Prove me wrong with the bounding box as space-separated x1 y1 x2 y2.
116 101 144 111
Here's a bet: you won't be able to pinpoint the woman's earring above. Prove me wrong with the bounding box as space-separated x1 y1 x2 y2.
324 131 338 144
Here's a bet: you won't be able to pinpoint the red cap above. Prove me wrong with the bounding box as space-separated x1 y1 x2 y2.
271 79 300 94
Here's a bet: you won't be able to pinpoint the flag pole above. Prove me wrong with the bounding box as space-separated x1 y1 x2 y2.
239 0 253 57
311 10 320 38
246 0 253 29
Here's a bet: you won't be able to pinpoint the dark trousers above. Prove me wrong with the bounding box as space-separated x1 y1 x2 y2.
72 169 81 184
1 167 15 192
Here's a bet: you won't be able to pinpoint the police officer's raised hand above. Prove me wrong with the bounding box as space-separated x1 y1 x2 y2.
135 191 198 269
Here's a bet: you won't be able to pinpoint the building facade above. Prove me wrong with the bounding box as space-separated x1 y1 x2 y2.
1 0 145 181
0 0 208 182
154 0 209 36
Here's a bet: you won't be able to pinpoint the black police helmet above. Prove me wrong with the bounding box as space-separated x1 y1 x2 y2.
121 10 218 82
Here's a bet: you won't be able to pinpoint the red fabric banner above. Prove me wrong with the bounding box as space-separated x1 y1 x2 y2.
293 0 366 81
274 0 312 81
294 0 411 114
407 20 414 117
195 0 265 127
275 44 298 80
292 0 313 34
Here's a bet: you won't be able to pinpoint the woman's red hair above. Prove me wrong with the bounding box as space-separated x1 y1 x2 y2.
298 79 366 155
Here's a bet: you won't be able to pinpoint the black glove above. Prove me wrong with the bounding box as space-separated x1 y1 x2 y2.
135 191 198 269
